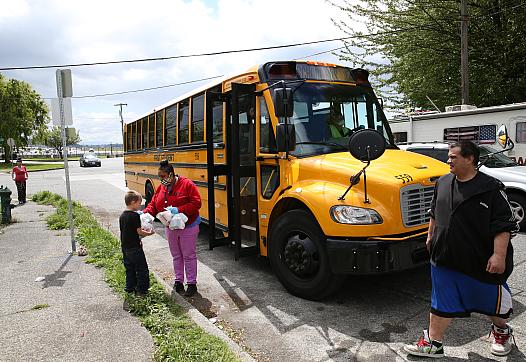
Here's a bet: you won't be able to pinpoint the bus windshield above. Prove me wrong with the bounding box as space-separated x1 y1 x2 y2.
274 83 394 157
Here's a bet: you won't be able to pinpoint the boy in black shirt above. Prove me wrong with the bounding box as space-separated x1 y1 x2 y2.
119 190 154 296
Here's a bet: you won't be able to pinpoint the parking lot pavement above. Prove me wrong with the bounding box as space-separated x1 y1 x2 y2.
1 158 525 361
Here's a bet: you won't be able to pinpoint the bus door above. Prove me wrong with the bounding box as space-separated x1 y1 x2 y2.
230 83 259 259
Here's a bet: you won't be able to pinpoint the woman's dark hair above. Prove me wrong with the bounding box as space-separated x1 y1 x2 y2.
450 141 480 165
159 159 174 175
16 157 22 162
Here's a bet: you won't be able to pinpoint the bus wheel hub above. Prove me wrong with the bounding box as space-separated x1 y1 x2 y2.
283 236 318 277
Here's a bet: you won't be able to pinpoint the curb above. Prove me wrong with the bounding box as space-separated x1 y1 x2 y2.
152 271 255 362
0 166 64 174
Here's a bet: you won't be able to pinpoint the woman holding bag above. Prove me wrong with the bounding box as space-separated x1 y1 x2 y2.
142 159 202 296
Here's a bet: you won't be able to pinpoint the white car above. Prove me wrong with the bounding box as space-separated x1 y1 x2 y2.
398 142 526 230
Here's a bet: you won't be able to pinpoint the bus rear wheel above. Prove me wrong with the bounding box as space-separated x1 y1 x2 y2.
145 182 155 207
268 209 344 300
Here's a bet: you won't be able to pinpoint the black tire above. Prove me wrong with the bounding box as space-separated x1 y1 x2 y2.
268 209 344 300
79 161 84 167
145 182 155 207
508 193 526 231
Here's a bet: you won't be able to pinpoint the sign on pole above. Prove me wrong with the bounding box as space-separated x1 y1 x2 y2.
56 69 76 253
6 138 15 148
51 98 73 126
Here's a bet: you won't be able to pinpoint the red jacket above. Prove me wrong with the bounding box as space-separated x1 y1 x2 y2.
143 176 201 226
12 166 28 182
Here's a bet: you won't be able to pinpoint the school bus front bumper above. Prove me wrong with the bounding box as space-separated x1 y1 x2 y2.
326 231 429 275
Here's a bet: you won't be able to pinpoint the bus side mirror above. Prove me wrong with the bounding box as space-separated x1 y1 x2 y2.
273 88 294 118
497 124 510 149
276 123 296 152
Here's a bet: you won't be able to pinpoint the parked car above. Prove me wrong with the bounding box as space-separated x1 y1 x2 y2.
398 142 526 230
79 153 101 167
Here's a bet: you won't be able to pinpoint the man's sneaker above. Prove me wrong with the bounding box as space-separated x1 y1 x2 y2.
489 324 515 356
404 329 444 358
184 284 197 297
174 281 185 294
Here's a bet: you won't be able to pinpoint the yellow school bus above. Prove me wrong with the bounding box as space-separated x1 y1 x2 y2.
124 61 449 300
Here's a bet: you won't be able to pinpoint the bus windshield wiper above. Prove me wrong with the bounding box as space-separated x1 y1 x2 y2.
296 141 347 150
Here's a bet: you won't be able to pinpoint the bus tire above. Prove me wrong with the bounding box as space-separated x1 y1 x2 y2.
268 209 344 300
508 192 526 230
145 182 155 207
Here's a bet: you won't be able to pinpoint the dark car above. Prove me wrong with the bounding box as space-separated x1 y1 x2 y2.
80 153 101 167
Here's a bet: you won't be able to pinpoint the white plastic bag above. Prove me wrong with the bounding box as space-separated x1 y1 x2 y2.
156 210 173 227
140 213 154 232
169 213 188 230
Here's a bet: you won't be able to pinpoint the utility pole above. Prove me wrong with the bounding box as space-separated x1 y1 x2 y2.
114 103 127 147
460 0 469 105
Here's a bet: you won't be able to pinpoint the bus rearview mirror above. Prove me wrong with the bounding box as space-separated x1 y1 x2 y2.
276 123 296 152
273 88 294 118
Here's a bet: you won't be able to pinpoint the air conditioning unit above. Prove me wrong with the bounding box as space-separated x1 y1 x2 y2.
445 104 477 112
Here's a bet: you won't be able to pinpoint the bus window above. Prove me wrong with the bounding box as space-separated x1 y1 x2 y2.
141 117 147 149
178 100 189 144
132 122 137 150
239 96 255 165
156 110 163 147
127 124 132 151
259 97 277 153
148 114 155 147
261 165 279 199
191 94 204 143
212 98 223 142
165 105 176 146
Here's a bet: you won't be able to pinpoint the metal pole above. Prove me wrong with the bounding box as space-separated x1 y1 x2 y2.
460 0 469 105
114 103 127 146
56 70 76 253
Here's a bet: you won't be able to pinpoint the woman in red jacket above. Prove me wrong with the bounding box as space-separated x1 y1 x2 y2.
142 160 202 297
12 158 28 204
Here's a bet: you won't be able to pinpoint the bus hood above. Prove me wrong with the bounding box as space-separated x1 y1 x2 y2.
293 149 449 188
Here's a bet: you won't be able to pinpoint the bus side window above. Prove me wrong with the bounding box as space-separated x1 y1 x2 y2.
259 97 277 153
141 117 148 149
165 105 177 146
191 93 204 143
261 165 280 199
178 100 189 145
212 99 223 142
156 110 163 147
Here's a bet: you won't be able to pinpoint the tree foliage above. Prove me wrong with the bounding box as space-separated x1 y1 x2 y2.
41 126 81 159
0 73 49 160
332 0 526 111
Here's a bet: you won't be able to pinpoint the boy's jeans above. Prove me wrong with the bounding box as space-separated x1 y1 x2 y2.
122 247 149 293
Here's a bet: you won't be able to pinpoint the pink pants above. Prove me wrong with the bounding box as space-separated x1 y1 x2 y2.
165 225 199 284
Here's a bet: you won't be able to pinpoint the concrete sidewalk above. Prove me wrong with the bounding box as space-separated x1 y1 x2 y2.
0 202 154 361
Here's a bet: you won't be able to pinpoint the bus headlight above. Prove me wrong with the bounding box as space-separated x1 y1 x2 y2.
330 206 383 224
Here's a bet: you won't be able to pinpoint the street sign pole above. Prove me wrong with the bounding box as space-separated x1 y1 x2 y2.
56 69 76 253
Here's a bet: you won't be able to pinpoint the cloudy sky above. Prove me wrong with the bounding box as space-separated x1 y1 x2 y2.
0 0 358 145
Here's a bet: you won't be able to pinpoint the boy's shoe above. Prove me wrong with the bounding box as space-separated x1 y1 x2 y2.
184 284 197 297
490 324 515 356
404 329 444 358
135 291 148 298
174 281 185 294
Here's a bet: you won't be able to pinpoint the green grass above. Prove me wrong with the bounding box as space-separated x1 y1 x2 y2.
0 163 64 172
31 304 50 310
32 191 239 362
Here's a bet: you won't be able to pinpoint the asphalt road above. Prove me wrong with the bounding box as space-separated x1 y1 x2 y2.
2 158 525 361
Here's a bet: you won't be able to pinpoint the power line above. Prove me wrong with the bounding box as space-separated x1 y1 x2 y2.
0 27 423 71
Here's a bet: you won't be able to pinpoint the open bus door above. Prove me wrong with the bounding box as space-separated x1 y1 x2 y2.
206 83 259 259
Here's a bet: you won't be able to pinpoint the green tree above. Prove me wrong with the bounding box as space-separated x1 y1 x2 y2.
0 74 49 162
332 0 526 111
42 126 81 159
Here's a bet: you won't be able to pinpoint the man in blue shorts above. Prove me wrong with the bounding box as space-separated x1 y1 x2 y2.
404 141 519 358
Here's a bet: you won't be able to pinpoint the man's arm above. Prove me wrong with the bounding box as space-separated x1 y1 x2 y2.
426 217 435 252
486 231 510 274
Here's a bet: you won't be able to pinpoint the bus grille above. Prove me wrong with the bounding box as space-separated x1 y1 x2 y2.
400 184 435 227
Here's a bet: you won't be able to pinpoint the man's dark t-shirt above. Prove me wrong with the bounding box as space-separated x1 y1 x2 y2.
119 210 141 250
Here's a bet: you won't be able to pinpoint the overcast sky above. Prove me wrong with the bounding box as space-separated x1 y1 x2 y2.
0 0 357 145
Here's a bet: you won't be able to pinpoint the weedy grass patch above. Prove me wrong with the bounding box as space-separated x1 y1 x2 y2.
32 191 239 362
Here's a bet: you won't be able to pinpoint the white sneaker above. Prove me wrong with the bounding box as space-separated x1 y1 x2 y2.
490 324 514 356
404 329 444 358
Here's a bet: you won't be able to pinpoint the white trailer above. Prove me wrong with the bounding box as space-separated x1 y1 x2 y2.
390 103 526 165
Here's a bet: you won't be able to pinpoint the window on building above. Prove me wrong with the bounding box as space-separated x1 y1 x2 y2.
443 125 496 144
393 132 407 144
178 100 189 144
516 122 526 143
165 105 177 146
191 94 204 143
156 110 164 147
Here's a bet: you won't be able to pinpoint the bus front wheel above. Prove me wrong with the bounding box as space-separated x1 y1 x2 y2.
145 182 155 207
268 209 344 300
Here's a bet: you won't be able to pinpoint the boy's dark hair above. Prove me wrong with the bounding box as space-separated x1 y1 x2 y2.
125 190 142 206
450 140 480 165
159 159 174 175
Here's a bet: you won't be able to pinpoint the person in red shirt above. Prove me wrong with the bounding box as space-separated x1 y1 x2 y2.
12 158 28 204
142 160 202 297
